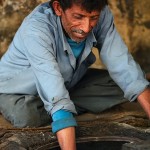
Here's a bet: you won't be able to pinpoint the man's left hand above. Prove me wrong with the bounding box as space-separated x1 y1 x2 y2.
137 88 150 119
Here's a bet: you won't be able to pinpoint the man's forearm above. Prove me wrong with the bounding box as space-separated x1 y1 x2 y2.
137 88 150 119
56 127 76 150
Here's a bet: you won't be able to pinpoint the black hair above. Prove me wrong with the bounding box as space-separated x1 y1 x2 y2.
49 0 108 13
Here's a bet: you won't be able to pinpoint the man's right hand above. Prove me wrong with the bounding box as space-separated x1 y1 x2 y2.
137 88 150 119
56 127 76 150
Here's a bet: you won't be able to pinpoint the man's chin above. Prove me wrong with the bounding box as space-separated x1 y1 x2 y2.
70 37 85 43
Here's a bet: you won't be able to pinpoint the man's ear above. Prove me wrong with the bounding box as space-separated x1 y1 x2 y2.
52 1 63 16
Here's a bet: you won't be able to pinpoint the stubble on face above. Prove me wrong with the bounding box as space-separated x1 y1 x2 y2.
61 15 87 43
60 4 100 43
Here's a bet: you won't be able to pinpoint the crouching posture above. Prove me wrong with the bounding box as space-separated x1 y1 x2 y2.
0 0 150 149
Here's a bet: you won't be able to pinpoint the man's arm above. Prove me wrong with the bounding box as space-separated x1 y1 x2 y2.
51 110 77 150
137 88 150 119
22 31 78 149
57 127 76 150
95 6 149 102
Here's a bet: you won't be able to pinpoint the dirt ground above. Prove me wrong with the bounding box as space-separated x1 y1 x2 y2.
0 102 145 128
0 102 150 150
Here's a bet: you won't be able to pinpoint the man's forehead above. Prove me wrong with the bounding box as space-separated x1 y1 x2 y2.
65 3 101 15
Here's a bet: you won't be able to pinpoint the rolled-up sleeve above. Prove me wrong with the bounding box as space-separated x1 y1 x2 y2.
96 6 149 101
21 24 76 115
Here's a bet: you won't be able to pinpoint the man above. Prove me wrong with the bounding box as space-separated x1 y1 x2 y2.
0 0 150 149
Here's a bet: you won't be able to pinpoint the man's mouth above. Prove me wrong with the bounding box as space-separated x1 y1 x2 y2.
72 29 84 34
72 29 88 39
72 29 87 36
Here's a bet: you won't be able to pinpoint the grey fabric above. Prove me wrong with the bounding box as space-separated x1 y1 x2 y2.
0 69 127 127
70 69 128 114
0 94 50 127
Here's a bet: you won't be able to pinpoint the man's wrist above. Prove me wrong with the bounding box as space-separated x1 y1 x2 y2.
51 109 77 133
51 117 77 133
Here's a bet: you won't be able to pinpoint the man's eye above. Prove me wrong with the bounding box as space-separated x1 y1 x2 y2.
91 17 99 20
74 16 82 19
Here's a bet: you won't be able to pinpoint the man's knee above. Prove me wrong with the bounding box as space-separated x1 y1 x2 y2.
0 94 50 127
12 109 41 127
12 96 50 127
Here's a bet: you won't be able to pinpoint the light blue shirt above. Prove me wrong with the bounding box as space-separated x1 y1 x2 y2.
0 2 149 117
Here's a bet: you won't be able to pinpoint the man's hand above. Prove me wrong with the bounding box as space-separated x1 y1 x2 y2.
146 73 150 81
137 88 150 119
56 127 76 150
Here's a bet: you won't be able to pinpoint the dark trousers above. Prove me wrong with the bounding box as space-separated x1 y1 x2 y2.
0 69 127 127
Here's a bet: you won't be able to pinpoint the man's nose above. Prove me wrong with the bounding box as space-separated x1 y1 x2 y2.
80 18 92 33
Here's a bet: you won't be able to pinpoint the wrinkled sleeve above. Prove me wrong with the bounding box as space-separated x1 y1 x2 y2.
21 24 77 115
95 6 149 101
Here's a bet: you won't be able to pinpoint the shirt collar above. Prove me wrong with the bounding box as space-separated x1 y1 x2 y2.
57 17 69 52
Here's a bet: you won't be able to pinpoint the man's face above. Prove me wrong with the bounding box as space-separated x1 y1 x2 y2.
54 3 100 43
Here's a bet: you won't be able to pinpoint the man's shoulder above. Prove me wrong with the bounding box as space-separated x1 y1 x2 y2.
19 2 58 38
25 2 56 25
